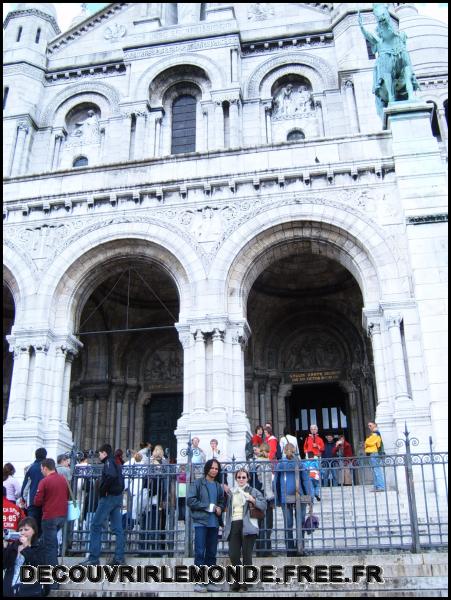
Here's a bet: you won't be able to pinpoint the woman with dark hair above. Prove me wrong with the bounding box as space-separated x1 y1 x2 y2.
3 463 21 502
251 426 263 447
187 459 226 592
3 516 46 597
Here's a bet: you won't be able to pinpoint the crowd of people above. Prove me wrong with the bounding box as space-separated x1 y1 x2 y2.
3 422 385 595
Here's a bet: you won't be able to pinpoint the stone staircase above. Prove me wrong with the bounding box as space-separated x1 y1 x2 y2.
51 551 448 596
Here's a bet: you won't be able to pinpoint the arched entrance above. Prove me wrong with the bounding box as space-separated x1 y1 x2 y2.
244 249 376 452
68 257 182 458
3 285 15 423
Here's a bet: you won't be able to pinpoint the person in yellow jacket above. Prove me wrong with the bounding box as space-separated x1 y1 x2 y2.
364 422 385 491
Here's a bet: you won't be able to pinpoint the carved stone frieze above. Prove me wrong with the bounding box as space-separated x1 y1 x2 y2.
283 332 344 371
144 345 183 385
4 183 402 275
248 3 275 21
124 32 238 61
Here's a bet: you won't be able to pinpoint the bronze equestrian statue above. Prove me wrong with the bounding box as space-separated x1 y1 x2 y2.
359 4 419 119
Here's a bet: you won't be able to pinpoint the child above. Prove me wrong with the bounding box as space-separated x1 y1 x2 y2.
304 452 321 501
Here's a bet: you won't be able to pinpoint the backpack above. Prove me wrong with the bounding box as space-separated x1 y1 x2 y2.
275 441 283 460
378 436 385 456
245 439 254 460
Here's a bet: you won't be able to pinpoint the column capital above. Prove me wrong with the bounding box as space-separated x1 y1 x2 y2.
367 321 381 338
212 328 225 342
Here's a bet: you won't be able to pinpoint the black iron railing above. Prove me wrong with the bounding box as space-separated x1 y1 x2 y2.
63 429 448 557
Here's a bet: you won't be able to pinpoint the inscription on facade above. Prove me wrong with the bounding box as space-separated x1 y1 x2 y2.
288 369 342 384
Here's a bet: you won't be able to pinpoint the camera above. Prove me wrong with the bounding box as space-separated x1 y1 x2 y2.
4 529 21 541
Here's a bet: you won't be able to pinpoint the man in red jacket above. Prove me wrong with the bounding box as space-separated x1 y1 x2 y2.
34 458 68 577
303 424 325 457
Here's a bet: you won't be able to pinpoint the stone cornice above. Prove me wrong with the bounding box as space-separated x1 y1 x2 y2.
241 32 334 56
3 155 396 216
123 33 239 61
3 8 60 35
44 62 126 85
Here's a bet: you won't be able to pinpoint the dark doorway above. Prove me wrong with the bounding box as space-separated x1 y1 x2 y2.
144 393 183 461
288 382 350 453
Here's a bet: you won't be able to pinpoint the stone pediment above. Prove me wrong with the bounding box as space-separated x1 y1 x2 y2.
46 3 335 63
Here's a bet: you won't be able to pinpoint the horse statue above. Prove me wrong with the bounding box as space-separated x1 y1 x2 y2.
358 4 419 119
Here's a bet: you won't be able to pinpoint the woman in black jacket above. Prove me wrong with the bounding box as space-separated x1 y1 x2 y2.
3 516 46 597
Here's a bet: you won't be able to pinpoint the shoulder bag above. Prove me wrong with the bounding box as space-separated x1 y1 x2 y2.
66 478 81 522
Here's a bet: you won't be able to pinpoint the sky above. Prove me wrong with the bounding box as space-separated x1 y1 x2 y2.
2 3 449 33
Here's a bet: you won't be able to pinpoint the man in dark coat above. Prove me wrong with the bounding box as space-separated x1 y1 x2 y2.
20 447 47 536
80 443 125 566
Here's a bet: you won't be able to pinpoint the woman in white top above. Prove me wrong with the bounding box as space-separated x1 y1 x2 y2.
3 463 21 501
279 427 300 457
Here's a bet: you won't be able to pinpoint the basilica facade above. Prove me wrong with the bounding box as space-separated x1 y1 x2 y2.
3 3 448 471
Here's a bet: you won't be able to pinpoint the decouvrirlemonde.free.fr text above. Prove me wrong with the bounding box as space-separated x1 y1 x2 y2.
21 564 384 585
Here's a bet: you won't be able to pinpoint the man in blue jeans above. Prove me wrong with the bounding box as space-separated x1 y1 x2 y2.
187 459 225 593
80 444 125 566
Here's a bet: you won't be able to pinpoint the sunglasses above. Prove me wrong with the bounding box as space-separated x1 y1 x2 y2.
236 476 248 480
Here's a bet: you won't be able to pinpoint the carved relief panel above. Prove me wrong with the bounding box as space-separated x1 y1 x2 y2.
270 76 320 142
143 344 183 391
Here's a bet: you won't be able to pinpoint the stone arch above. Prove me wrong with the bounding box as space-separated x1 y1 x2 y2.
133 54 224 101
39 81 121 127
3 242 37 325
246 52 337 99
150 66 211 106
37 222 204 334
210 200 411 319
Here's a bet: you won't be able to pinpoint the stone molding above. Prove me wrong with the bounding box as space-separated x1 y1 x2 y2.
124 34 238 61
247 52 337 98
44 63 126 86
40 81 122 126
241 33 334 56
4 180 401 278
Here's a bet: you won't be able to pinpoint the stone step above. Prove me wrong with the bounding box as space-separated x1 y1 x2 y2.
48 553 448 597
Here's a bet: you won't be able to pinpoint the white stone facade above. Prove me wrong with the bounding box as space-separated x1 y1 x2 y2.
3 3 448 474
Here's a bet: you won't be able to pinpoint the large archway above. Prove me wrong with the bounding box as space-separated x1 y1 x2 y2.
68 257 182 458
244 250 376 453
3 285 15 423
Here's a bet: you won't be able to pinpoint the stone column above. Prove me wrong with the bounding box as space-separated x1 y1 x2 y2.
200 102 210 152
270 379 280 436
11 121 29 176
437 107 448 142
343 80 360 134
211 328 226 412
367 320 391 418
134 111 148 160
74 398 84 448
92 395 101 450
385 314 411 404
28 343 49 423
49 346 68 427
60 352 75 429
154 113 163 157
214 101 224 150
229 99 240 148
127 389 138 449
84 396 95 450
264 103 272 144
121 393 130 449
5 345 30 421
115 390 124 450
96 395 108 447
230 48 239 83
53 133 65 170
193 330 207 412
258 380 266 424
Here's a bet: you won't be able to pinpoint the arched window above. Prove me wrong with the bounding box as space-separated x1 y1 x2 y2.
73 156 88 168
171 95 196 154
35 28 41 44
16 27 22 42
287 129 305 142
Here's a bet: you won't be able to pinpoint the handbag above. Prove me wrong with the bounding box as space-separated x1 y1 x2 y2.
303 501 319 534
65 478 80 522
248 503 265 520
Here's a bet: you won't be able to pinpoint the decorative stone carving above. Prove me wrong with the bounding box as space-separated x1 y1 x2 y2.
144 345 183 385
178 3 200 24
248 3 275 21
272 83 314 119
104 23 126 41
68 110 101 145
284 333 343 370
